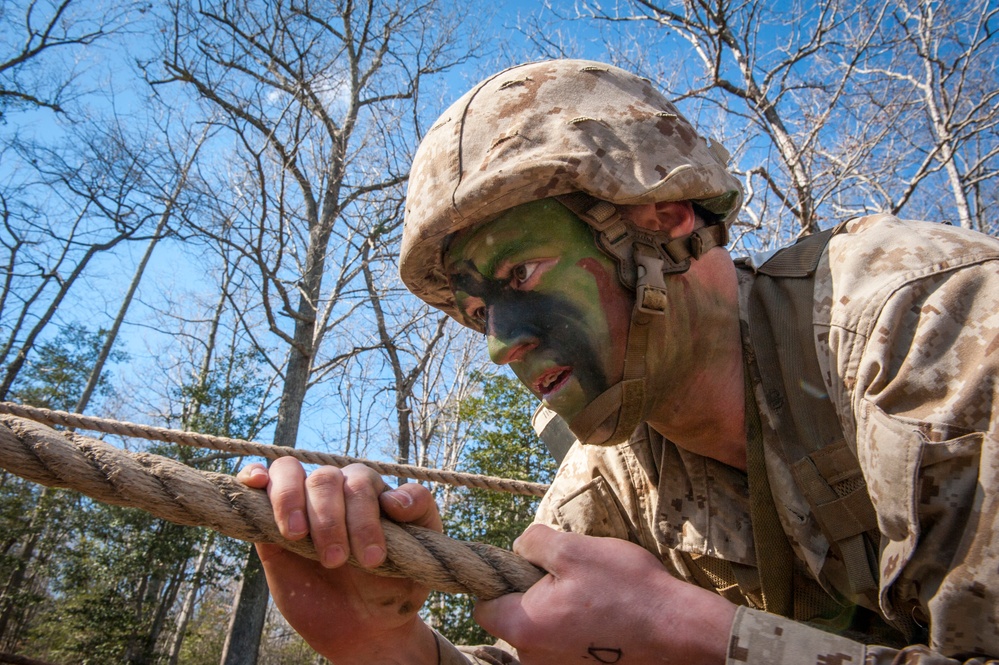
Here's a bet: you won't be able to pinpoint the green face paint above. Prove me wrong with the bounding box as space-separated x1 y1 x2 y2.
446 199 633 423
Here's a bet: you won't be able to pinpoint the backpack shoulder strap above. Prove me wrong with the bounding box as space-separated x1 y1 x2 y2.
747 226 881 602
532 404 576 464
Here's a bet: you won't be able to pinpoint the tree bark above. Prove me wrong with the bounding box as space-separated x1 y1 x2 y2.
221 548 268 665
167 532 216 665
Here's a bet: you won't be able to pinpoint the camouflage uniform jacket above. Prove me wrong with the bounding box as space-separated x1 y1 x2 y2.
438 214 999 665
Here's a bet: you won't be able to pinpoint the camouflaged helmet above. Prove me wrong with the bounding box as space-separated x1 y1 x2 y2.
399 58 743 324
400 59 744 447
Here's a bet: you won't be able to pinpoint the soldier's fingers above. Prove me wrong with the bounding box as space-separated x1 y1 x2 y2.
267 457 310 540
341 463 391 569
236 462 269 489
379 483 443 533
512 524 577 575
304 466 350 568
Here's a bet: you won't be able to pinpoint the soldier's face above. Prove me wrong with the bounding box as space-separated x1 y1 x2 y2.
445 199 633 424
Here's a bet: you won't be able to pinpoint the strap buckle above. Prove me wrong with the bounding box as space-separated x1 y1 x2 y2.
634 245 668 315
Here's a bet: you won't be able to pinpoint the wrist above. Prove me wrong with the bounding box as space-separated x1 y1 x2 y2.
651 571 736 665
317 616 439 665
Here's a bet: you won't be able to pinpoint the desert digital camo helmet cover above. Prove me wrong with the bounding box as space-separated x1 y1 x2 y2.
400 59 743 445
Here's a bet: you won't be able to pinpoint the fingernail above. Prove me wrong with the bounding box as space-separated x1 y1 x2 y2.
388 490 412 509
287 510 307 537
251 467 268 479
323 545 346 568
362 544 385 567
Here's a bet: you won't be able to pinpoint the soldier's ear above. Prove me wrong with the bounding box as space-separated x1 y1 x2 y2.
622 201 696 239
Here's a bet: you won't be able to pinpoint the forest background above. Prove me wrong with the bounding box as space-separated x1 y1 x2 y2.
0 0 996 663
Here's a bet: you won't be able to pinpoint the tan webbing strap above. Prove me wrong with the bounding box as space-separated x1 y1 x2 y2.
568 306 654 444
595 245 672 443
744 373 794 618
554 192 730 284
793 447 879 542
664 224 728 263
792 450 879 597
558 193 669 445
748 227 881 602
567 379 644 444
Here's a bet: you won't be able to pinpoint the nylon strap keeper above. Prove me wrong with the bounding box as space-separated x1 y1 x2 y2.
634 245 669 314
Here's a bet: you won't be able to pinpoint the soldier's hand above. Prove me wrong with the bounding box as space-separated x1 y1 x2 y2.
236 459 442 663
474 524 736 665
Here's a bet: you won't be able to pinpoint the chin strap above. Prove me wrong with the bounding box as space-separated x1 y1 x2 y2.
567 243 669 445
554 192 728 289
553 193 728 446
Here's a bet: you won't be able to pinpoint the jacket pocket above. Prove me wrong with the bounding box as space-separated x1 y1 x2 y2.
857 399 983 621
553 475 632 540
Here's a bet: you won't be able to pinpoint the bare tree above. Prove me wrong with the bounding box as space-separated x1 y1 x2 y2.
358 202 450 484
150 1 478 660
418 332 486 514
562 0 893 238
0 118 165 400
536 0 998 239
75 121 212 415
849 0 999 231
0 0 136 117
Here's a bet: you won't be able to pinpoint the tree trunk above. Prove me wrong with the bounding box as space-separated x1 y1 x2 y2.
220 548 268 665
167 532 216 665
221 293 316 664
0 489 50 645
142 559 185 663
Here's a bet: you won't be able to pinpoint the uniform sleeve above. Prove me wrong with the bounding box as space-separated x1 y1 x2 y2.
435 631 520 665
726 607 999 664
822 220 999 663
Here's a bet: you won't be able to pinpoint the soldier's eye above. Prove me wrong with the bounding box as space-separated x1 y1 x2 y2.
512 262 539 287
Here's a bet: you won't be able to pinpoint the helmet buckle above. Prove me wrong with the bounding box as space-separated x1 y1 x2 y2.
634 245 669 315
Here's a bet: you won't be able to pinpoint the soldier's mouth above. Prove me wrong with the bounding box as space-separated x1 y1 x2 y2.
535 366 572 397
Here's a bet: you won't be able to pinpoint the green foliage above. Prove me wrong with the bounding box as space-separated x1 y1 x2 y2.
0 475 45 559
174 586 231 664
9 323 127 412
176 348 271 442
0 482 84 653
0 325 252 661
426 371 557 646
43 585 146 663
17 498 245 663
26 507 179 663
0 329 120 654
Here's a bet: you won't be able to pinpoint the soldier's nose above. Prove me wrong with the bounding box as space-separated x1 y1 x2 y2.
487 330 538 365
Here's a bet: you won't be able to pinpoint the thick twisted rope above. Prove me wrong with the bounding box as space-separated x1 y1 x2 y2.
0 402 548 497
0 413 545 599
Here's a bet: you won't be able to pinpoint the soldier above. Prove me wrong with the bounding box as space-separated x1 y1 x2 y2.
238 59 999 664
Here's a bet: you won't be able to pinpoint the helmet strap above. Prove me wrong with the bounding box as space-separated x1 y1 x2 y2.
554 193 729 289
568 244 668 445
555 193 726 445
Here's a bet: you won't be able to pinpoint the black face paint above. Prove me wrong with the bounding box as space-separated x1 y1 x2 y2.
587 646 623 663
451 263 610 399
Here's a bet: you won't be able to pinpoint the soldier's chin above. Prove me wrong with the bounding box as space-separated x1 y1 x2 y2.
582 418 621 446
568 404 630 446
567 379 646 446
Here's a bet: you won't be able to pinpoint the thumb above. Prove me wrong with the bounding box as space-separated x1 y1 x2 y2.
254 542 288 565
473 592 531 643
